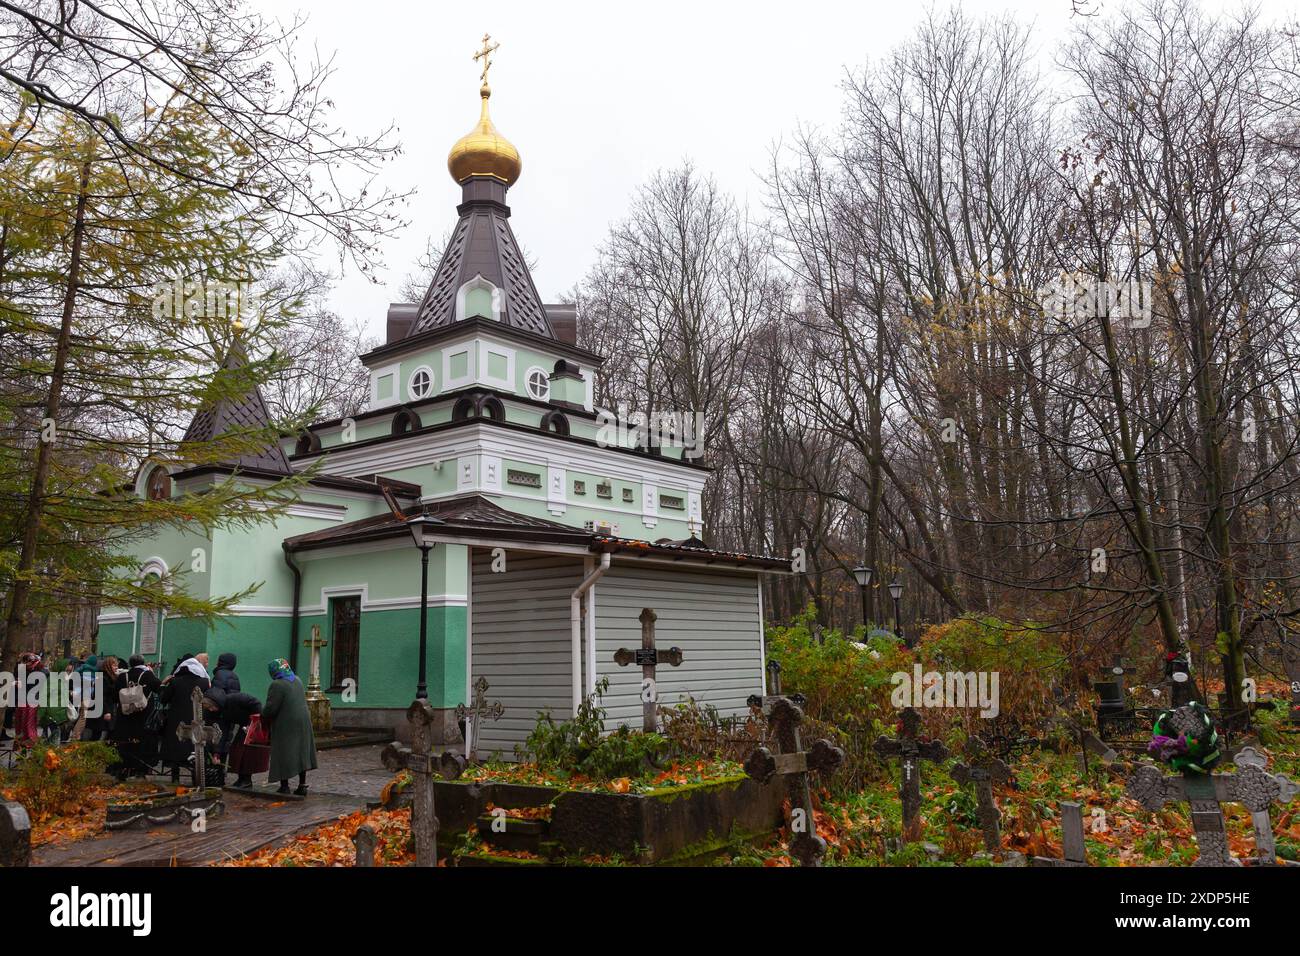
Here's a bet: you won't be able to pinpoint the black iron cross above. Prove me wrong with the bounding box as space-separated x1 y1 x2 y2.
455 675 504 762
381 699 468 868
1110 654 1137 696
743 696 844 867
613 608 682 732
1030 801 1088 867
951 738 1013 857
175 686 220 789
1128 746 1299 866
873 707 949 841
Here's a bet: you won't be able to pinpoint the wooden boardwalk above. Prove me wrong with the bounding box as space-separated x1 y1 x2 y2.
33 791 363 867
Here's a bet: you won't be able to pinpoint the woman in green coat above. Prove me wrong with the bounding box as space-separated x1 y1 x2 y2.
262 659 318 795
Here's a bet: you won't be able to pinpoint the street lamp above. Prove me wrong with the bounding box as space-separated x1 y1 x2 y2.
406 513 446 701
888 578 905 647
851 565 873 631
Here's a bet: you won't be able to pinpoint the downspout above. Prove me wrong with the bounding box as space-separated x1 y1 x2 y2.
282 543 303 672
571 551 611 715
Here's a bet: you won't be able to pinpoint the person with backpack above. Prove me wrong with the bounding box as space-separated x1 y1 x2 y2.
112 656 161 779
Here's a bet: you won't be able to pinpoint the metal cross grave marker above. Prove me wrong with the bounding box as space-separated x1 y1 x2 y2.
951 738 1013 857
743 696 844 867
455 675 504 762
175 686 220 789
873 707 949 841
381 699 468 868
613 608 682 732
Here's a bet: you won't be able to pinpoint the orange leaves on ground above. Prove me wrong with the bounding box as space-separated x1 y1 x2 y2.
220 808 414 867
484 802 552 821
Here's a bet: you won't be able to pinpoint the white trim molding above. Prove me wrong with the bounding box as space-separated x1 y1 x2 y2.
478 340 516 392
408 364 435 401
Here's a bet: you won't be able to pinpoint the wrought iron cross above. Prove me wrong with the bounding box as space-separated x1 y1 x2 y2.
175 686 220 789
743 696 844 867
474 33 500 86
381 699 468 868
951 738 1013 857
613 608 682 732
873 707 949 841
455 676 504 762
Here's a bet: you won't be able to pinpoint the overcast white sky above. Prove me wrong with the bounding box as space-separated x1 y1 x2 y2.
254 0 1297 339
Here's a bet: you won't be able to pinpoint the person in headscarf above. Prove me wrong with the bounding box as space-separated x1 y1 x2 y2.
262 658 317 795
112 655 161 779
159 653 211 784
81 656 117 742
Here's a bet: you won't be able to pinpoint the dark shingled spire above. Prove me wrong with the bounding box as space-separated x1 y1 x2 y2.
182 345 292 474
406 177 554 339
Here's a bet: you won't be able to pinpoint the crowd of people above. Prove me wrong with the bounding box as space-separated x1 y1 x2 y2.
2 651 318 794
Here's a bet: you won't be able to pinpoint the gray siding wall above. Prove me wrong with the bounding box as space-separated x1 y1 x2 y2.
469 550 584 760
594 563 764 730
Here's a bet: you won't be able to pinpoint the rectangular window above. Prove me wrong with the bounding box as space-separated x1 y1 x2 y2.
330 596 361 692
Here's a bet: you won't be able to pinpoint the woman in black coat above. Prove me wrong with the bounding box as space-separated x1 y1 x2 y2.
212 653 240 695
159 655 211 783
112 656 161 778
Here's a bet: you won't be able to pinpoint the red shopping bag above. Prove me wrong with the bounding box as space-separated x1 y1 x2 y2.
244 713 269 746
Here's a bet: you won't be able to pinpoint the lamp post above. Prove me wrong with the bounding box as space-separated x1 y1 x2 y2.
851 565 873 631
406 513 445 701
888 578 905 647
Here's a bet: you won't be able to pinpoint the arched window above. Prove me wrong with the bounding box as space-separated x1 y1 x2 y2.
146 466 171 501
455 274 501 322
540 410 570 436
294 431 321 455
525 367 550 401
392 407 422 435
408 366 434 401
479 395 505 421
452 396 476 422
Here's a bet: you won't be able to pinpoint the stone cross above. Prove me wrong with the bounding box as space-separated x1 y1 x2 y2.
353 823 376 867
303 625 332 733
873 707 949 841
455 675 504 761
766 658 782 694
951 738 1013 857
1225 747 1299 865
1127 749 1299 867
743 696 844 867
381 699 467 868
175 685 221 789
1030 802 1088 867
613 608 682 732
0 799 31 867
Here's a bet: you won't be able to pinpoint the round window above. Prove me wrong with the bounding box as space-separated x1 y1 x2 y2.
525 367 550 401
408 366 434 400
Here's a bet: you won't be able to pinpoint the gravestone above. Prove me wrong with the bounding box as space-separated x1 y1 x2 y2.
1229 747 1299 866
743 696 843 866
873 707 949 841
353 823 376 867
951 738 1013 857
1127 749 1299 867
0 799 31 867
612 608 683 732
1284 639 1300 727
1030 801 1088 867
175 685 221 789
381 699 468 867
455 676 504 762
303 625 332 733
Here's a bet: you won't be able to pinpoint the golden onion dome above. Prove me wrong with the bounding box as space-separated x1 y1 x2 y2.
447 83 522 187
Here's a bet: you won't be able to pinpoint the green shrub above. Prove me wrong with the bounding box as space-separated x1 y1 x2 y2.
11 740 117 821
521 677 668 780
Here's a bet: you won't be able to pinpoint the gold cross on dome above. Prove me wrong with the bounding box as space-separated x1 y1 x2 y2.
474 33 500 87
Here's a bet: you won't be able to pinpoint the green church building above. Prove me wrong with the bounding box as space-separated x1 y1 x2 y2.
96 67 786 754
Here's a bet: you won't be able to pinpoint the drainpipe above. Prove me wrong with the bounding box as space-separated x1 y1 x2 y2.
571 552 611 715
282 543 303 672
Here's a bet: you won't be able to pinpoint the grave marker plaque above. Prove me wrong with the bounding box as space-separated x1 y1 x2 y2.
612 608 682 732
